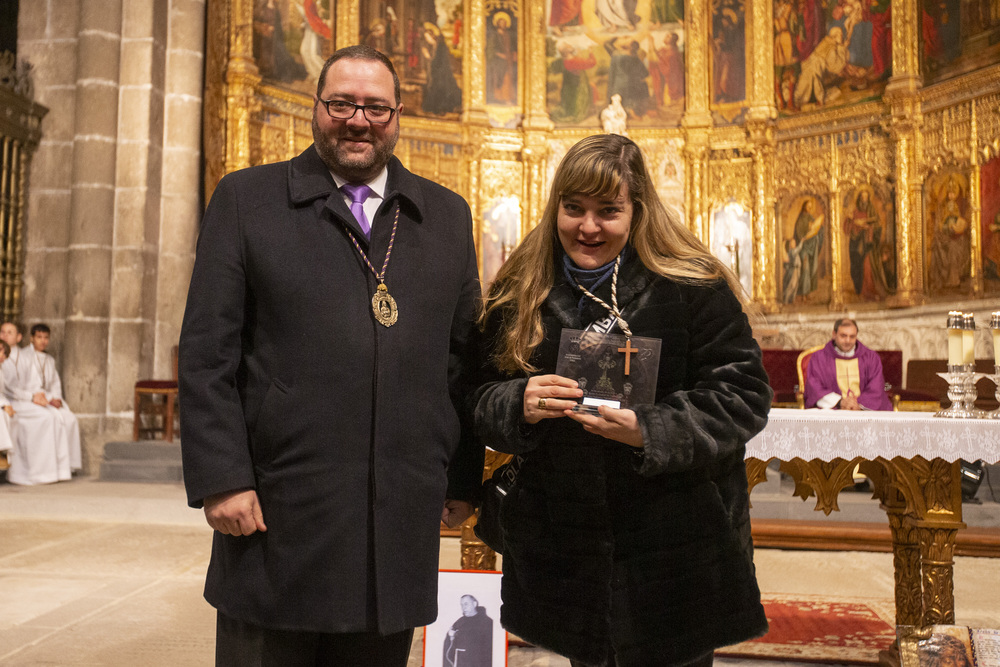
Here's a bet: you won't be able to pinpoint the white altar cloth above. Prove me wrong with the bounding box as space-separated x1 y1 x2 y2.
746 408 1000 462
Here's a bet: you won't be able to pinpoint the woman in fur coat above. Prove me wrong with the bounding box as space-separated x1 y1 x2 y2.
472 134 773 667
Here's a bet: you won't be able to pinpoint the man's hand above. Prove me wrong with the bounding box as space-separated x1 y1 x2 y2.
50 398 63 408
441 499 474 528
2 405 13 417
203 488 267 536
32 392 48 406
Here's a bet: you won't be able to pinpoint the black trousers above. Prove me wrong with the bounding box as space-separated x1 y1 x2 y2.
216 611 413 667
569 648 714 667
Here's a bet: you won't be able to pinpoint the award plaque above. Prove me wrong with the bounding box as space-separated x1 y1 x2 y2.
555 329 661 413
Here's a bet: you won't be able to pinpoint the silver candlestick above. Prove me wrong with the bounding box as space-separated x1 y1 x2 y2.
935 365 980 418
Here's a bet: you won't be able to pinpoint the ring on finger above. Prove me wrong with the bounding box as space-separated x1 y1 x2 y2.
537 398 547 409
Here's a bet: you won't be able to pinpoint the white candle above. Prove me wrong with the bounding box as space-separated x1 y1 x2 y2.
963 314 975 365
947 311 964 366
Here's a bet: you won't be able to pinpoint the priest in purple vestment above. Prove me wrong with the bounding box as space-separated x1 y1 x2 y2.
804 318 892 411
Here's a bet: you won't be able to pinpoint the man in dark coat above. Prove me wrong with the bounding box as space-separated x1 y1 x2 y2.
179 45 482 665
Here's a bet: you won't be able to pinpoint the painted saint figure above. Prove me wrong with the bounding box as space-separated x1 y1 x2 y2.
486 12 517 105
791 198 824 298
421 23 463 115
844 189 891 300
929 175 972 291
793 26 848 107
551 42 596 122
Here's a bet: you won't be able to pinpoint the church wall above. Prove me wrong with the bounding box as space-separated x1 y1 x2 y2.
12 0 1000 473
17 0 205 472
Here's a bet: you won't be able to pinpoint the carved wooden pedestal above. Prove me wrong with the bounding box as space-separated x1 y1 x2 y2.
747 455 965 628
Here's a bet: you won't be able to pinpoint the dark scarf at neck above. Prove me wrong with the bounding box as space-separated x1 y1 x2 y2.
561 246 631 315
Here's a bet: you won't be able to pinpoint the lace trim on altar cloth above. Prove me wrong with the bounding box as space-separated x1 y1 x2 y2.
746 408 1000 462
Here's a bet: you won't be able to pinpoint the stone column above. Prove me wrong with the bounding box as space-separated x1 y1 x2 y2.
104 0 169 437
156 0 205 381
19 0 81 359
61 0 124 460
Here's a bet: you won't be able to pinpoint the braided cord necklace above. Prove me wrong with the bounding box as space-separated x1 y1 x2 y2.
344 205 400 327
571 254 633 337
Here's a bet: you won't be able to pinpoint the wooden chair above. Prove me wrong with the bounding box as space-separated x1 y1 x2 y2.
761 349 804 408
133 346 179 442
795 344 825 408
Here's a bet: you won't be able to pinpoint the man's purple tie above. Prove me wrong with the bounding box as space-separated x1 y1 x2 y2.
341 182 372 238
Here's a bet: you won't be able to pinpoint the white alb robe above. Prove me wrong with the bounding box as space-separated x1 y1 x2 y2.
2 346 68 485
29 347 82 470
0 376 13 454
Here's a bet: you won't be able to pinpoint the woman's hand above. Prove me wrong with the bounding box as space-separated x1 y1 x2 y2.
565 405 644 448
523 374 583 424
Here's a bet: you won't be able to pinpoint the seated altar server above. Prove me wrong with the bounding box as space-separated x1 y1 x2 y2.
0 321 68 485
804 318 892 411
29 324 82 471
0 342 15 460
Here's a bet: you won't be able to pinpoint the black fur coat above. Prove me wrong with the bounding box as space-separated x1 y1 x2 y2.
472 255 772 666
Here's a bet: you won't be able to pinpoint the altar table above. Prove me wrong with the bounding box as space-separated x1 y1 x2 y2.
746 408 1000 628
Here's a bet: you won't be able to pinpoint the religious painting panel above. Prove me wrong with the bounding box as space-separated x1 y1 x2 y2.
710 0 746 123
480 195 522 286
369 0 463 118
921 0 1000 84
983 155 1000 292
842 185 896 302
773 0 891 115
253 0 333 94
544 0 685 127
486 4 519 107
710 203 753 296
924 169 973 295
777 193 831 306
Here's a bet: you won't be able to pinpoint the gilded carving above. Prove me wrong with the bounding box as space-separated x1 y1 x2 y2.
918 526 959 625
708 151 752 211
886 511 924 625
744 457 772 496
686 0 710 117
778 457 863 515
461 523 498 570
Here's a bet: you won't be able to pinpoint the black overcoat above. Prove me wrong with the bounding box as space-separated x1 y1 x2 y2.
472 254 772 665
179 146 483 634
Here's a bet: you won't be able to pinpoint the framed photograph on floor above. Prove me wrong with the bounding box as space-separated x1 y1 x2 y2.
424 569 507 667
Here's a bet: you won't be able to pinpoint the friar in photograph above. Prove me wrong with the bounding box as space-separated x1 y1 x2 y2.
443 594 494 667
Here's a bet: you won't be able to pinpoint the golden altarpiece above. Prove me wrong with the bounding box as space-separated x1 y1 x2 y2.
0 52 47 322
205 0 1000 628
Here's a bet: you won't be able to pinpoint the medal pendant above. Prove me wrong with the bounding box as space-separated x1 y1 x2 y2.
372 283 398 327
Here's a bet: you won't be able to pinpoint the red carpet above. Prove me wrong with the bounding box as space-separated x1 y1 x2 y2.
715 594 897 664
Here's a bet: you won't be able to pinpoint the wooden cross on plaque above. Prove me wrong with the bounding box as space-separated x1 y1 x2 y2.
618 338 637 376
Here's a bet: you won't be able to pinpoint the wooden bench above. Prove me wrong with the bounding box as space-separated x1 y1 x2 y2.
905 359 999 411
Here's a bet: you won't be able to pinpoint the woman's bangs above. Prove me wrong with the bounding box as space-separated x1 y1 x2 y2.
557 155 625 201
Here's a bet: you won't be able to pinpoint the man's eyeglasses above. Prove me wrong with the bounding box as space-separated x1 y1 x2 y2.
319 99 397 124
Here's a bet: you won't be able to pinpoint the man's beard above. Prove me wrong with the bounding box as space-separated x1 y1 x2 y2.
312 115 398 181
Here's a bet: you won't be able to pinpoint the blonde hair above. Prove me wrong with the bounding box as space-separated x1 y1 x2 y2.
481 134 750 374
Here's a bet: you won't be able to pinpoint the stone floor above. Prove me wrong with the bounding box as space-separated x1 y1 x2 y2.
1 477 998 666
